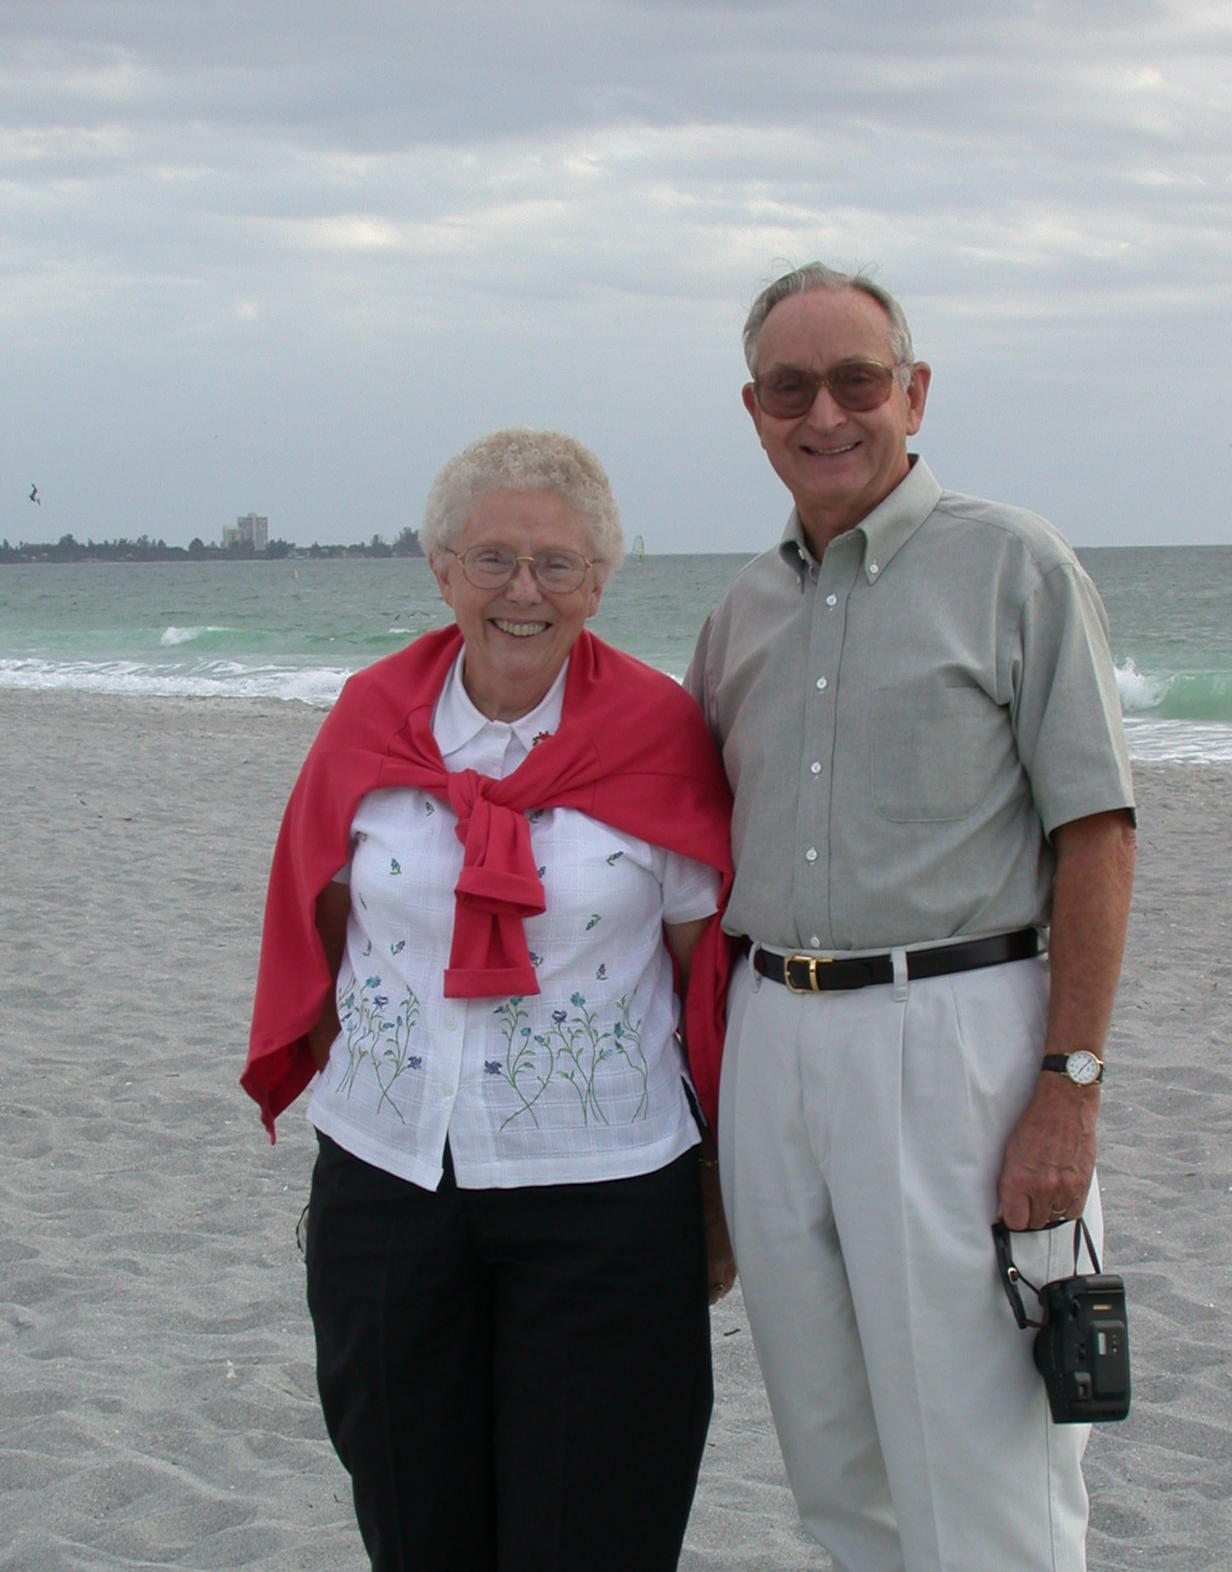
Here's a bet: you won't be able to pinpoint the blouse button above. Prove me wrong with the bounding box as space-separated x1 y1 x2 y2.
826 594 838 607
810 761 822 775
805 847 818 863
816 676 828 691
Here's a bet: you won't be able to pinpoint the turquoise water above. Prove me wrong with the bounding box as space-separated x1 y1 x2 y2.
1 547 1229 763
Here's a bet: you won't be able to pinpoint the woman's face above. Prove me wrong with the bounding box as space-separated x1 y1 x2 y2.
433 488 603 721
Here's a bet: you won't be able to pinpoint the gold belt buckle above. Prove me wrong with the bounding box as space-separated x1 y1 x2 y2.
783 953 834 993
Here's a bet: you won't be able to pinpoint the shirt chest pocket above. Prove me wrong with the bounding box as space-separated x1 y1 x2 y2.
867 683 1003 823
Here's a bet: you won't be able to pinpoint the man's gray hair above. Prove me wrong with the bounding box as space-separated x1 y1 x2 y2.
420 426 624 579
743 263 916 381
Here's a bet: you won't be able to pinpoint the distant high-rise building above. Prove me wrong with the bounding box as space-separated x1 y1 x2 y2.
222 513 269 551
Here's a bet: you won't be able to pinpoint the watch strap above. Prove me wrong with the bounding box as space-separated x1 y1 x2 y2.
1041 1052 1104 1084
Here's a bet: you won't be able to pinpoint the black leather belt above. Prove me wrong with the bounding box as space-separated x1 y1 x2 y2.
752 928 1042 994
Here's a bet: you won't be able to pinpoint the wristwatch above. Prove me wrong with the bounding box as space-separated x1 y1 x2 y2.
1041 1051 1104 1086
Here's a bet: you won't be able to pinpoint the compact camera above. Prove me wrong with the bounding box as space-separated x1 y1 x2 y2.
993 1220 1131 1424
1032 1270 1130 1422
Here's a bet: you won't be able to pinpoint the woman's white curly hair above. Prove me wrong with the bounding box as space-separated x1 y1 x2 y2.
420 427 624 581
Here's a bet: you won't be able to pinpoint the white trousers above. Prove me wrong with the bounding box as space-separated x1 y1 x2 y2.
719 951 1099 1572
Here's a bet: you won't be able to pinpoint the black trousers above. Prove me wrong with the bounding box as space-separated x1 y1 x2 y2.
304 1134 713 1572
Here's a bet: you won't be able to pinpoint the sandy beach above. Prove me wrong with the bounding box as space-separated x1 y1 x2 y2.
2 688 1228 1571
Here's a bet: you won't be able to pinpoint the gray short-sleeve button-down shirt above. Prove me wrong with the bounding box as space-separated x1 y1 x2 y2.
686 458 1135 951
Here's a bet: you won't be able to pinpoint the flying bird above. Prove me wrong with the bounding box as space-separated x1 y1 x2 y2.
29 484 40 504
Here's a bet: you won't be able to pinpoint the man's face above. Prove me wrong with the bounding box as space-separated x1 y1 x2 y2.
743 287 930 551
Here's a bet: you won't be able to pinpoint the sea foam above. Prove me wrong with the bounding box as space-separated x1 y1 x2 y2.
1116 659 1232 724
0 657 347 709
160 625 235 646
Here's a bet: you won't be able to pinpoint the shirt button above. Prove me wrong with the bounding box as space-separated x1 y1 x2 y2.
810 935 821 947
810 761 822 775
826 594 838 607
869 562 880 576
805 847 818 863
815 676 828 691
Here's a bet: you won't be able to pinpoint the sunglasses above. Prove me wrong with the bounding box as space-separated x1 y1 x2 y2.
749 359 909 419
445 545 597 593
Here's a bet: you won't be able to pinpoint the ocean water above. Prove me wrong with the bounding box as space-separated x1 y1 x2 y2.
1 547 1229 765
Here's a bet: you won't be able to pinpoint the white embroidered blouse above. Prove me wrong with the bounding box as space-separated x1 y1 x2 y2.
306 654 721 1191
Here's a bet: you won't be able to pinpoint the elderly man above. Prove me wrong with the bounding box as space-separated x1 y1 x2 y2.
687 264 1135 1572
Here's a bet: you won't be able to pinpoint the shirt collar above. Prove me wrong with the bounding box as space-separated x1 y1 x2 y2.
777 455 943 585
433 649 568 760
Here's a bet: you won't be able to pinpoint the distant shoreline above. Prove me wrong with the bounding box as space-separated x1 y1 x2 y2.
0 544 425 565
4 542 1229 565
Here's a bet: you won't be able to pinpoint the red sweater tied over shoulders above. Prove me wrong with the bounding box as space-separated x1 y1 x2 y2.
242 626 734 1136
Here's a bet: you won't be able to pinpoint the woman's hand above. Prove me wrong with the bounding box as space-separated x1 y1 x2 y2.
308 881 351 1070
700 1150 737 1303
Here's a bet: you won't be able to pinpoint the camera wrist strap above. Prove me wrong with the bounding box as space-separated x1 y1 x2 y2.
992 1217 1101 1330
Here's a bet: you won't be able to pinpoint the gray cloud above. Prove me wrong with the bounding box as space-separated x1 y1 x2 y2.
3 0 1230 549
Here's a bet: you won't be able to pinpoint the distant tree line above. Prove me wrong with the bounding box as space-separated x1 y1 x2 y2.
0 528 425 565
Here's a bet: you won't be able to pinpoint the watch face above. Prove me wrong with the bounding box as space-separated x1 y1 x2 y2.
1067 1051 1102 1085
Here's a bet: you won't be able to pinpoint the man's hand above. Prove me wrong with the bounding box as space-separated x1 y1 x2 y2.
996 807 1133 1232
997 1075 1099 1230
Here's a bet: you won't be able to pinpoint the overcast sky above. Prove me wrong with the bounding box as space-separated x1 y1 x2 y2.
4 0 1230 552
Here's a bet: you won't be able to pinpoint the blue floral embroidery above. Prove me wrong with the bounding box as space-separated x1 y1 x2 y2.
490 987 648 1129
334 971 424 1119
585 914 601 931
389 858 401 875
490 998 552 1128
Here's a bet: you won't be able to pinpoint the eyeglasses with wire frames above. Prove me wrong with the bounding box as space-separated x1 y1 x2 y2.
444 544 599 593
748 358 911 419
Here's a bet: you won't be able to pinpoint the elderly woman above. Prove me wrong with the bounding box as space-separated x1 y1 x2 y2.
243 428 734 1572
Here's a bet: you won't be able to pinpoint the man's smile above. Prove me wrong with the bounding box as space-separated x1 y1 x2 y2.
801 439 859 457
